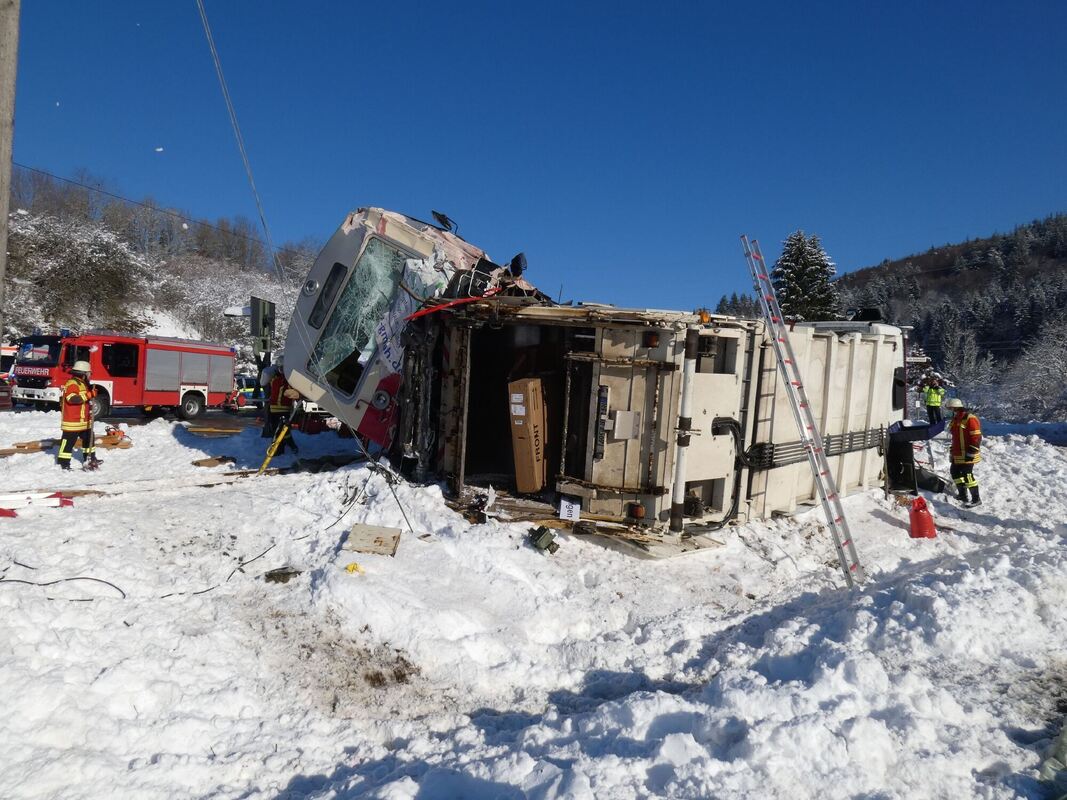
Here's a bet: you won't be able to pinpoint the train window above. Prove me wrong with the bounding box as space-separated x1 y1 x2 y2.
892 366 906 410
308 262 348 329
306 237 409 395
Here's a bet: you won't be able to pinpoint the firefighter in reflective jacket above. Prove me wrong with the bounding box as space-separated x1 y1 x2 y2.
267 366 300 454
58 360 101 471
923 378 946 423
946 397 981 506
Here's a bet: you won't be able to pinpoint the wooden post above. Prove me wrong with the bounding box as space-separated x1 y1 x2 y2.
0 0 20 343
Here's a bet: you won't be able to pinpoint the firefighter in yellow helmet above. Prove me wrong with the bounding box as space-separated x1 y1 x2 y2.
57 360 101 470
946 397 981 506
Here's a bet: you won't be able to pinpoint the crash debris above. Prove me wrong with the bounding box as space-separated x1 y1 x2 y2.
0 429 131 458
527 526 559 554
343 523 402 557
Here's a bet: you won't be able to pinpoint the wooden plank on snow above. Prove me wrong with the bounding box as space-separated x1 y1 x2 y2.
192 456 237 467
343 523 402 557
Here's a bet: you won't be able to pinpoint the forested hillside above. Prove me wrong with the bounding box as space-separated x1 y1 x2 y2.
720 217 1067 420
837 214 1067 418
1 166 315 363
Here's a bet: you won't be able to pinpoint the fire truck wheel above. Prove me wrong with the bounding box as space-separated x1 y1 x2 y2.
89 391 110 419
178 392 206 420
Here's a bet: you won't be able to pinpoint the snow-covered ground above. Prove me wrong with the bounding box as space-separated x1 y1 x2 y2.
1 411 1065 799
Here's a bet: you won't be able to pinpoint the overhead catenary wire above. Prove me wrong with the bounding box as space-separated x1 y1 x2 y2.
1 528 313 603
195 0 289 291
193 2 418 535
225 542 277 581
10 161 312 264
0 575 127 598
349 435 417 537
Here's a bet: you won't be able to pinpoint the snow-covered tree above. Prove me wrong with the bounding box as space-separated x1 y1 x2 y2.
1002 318 1067 417
3 209 293 371
939 325 996 401
771 231 840 321
5 212 153 333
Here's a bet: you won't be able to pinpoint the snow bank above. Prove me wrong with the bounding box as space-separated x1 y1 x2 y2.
0 409 1065 799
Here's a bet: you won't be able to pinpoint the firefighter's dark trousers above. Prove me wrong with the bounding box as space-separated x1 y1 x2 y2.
267 408 298 454
273 423 297 454
57 428 95 464
951 462 978 500
926 405 943 423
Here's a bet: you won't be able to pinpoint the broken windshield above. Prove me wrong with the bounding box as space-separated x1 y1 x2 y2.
307 237 409 395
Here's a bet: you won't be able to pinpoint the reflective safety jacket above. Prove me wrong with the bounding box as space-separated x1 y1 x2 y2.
923 385 946 407
61 377 96 432
949 411 982 464
269 373 296 414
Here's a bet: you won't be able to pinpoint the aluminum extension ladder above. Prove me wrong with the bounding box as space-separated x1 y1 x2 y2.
740 235 865 586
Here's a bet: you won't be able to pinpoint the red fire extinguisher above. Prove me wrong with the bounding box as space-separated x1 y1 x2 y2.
909 497 937 539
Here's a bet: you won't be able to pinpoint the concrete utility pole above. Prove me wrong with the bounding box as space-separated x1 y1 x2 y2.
0 0 19 345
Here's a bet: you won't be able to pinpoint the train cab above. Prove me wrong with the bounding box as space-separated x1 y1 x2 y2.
283 208 503 446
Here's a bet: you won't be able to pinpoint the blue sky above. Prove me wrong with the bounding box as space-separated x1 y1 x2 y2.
13 1 1067 308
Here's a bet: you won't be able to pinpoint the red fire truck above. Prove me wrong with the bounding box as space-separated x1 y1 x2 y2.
12 331 236 419
0 344 15 379
0 345 14 411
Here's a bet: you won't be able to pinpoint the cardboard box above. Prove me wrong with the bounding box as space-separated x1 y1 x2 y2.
508 378 546 494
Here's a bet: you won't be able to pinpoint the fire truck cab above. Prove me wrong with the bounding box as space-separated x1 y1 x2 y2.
0 344 15 380
12 331 236 419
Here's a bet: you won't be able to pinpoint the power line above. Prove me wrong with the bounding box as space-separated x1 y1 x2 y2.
195 0 287 290
190 3 417 533
11 161 312 263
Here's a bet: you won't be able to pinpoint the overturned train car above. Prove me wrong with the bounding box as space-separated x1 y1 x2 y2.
284 209 906 535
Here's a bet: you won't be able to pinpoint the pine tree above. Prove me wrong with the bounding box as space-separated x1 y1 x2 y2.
738 293 760 317
771 231 840 321
713 291 763 318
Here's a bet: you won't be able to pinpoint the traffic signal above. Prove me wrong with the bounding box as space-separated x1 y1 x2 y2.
250 296 275 338
250 296 276 355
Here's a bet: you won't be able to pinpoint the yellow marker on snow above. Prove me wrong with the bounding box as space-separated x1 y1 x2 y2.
345 562 364 574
